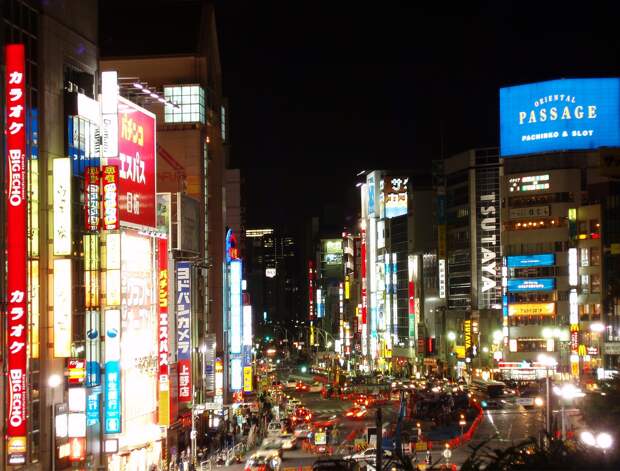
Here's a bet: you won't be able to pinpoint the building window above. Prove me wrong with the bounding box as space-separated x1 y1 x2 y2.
164 85 206 124
581 274 590 294
591 274 601 294
580 248 590 267
590 247 601 266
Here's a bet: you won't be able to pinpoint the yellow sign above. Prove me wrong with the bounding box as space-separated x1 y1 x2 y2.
243 366 253 392
314 432 327 445
415 441 428 452
454 345 466 359
464 320 472 350
159 389 170 426
509 303 555 316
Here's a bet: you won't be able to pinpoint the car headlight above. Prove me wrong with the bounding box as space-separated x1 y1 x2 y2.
534 397 544 407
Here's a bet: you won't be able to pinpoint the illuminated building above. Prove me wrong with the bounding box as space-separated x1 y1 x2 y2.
429 150 503 379
499 78 620 380
101 2 227 458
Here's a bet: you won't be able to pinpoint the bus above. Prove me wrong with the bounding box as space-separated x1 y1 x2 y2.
471 378 506 398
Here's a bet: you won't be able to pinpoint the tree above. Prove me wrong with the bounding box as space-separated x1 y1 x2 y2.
582 376 620 432
460 436 620 470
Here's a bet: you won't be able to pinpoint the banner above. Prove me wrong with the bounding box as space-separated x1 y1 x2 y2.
6 43 28 465
176 261 192 403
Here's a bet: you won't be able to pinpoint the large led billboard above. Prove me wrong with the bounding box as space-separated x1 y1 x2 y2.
106 97 156 228
506 253 555 268
500 78 620 157
507 278 555 292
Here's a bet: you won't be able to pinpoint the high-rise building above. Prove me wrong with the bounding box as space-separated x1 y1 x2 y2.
498 78 620 381
1 1 98 468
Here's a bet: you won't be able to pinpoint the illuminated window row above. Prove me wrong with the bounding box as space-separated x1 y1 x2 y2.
506 218 565 231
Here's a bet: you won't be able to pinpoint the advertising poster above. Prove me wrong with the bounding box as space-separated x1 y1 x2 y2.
176 261 192 403
120 231 157 437
108 97 157 228
101 165 119 230
85 166 100 231
500 78 620 157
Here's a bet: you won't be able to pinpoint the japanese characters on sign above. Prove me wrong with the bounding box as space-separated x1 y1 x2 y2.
85 310 101 387
158 238 170 425
53 158 72 255
5 44 27 461
85 166 100 231
101 165 119 230
104 309 122 434
107 97 156 228
176 261 192 403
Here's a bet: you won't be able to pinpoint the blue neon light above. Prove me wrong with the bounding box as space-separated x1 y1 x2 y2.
500 78 620 157
506 253 555 268
507 278 555 292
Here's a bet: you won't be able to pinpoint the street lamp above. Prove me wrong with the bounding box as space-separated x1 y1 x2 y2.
537 354 557 437
48 374 62 471
553 383 584 440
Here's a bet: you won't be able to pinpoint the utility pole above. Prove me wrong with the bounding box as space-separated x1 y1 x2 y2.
376 408 383 471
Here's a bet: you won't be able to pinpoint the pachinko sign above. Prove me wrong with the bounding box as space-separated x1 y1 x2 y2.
107 97 156 228
5 43 28 465
101 165 119 230
158 238 171 425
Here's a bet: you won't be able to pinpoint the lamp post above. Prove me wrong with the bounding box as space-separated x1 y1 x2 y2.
553 383 584 440
537 354 557 437
48 374 62 471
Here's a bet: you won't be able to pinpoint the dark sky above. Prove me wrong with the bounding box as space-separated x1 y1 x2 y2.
102 0 620 231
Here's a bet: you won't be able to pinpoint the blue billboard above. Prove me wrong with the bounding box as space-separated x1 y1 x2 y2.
506 253 555 268
500 78 620 157
507 278 555 292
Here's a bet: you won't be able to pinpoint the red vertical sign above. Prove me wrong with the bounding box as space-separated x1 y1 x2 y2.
5 44 28 456
157 238 170 425
360 228 367 325
101 165 119 230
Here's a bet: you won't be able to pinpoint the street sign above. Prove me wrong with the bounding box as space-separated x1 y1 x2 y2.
443 448 452 459
515 397 534 406
415 441 428 452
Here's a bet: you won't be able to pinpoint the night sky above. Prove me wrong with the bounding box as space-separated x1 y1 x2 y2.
102 0 620 230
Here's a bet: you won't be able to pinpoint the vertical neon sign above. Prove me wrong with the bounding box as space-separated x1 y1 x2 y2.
5 43 27 465
158 238 170 425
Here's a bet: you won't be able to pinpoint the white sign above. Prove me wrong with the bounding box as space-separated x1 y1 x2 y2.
568 248 578 286
101 71 118 158
68 413 86 438
53 158 72 255
68 388 86 412
479 193 498 293
230 260 242 354
509 206 550 219
515 397 534 406
438 259 446 299
54 259 72 357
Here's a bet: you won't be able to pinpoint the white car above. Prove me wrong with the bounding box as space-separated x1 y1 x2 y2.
279 432 296 450
245 450 281 471
285 379 298 388
343 448 392 463
267 421 284 437
260 437 284 458
308 382 323 393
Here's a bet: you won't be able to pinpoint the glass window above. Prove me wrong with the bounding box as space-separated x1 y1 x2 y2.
590 247 601 266
164 84 206 124
591 274 601 293
581 274 590 294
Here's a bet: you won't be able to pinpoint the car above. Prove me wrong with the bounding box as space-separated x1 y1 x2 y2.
267 421 285 437
308 382 323 393
293 423 313 439
343 448 392 463
284 379 298 388
296 381 310 392
260 437 284 459
245 450 281 471
279 432 297 450
312 458 356 471
292 406 313 423
344 406 368 420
